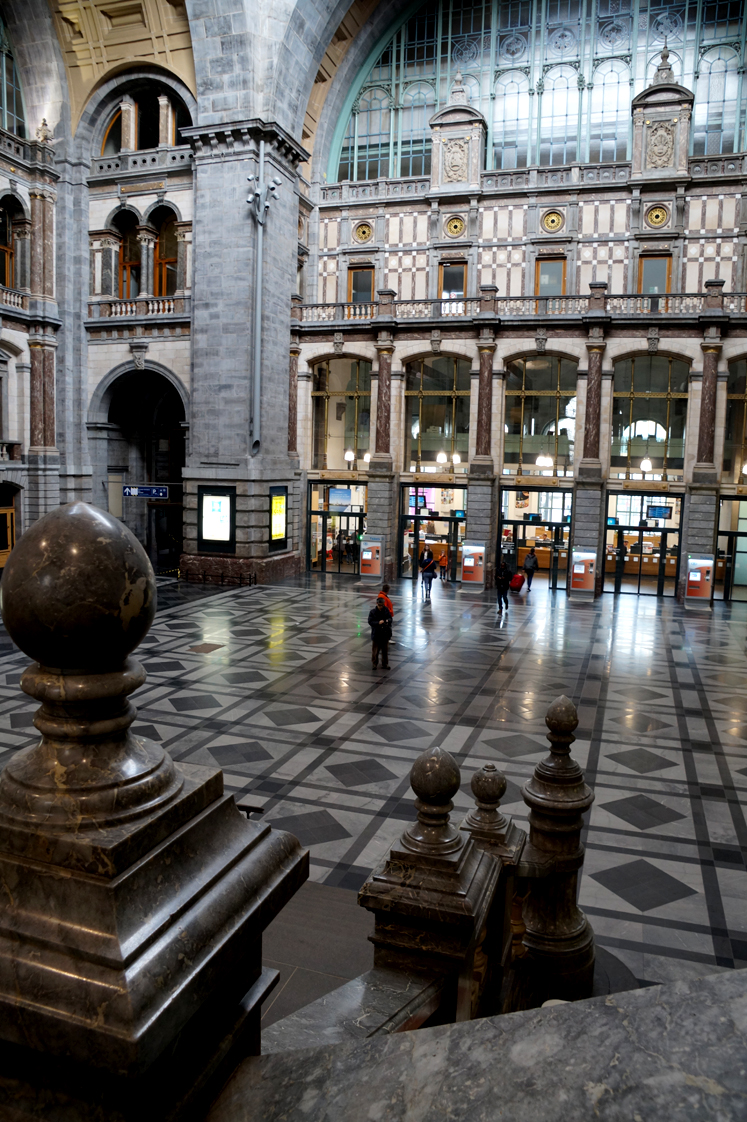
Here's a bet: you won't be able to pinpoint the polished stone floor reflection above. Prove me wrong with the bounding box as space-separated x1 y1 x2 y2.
1 572 746 992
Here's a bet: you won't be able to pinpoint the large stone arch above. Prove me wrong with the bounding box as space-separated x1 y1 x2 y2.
88 359 190 424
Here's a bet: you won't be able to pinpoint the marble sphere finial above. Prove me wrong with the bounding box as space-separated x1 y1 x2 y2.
410 745 461 805
0 502 156 670
471 762 507 807
545 694 579 735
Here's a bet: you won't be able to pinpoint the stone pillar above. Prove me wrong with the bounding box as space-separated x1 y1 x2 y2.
28 341 44 448
696 335 722 472
0 503 308 1117
29 191 43 296
42 344 55 448
120 98 136 151
157 94 171 146
42 192 54 298
518 696 595 1007
137 227 156 298
175 223 190 295
14 219 30 291
475 340 495 460
581 327 605 467
360 747 500 1023
288 342 300 457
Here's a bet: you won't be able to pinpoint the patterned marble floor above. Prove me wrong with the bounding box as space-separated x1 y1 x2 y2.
1 573 746 989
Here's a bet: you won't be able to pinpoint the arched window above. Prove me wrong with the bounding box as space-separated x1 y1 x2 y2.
101 85 192 155
612 356 689 480
112 211 140 299
539 67 579 167
399 83 436 177
311 359 371 470
589 60 630 163
404 356 470 471
504 356 577 475
0 206 13 289
493 71 530 169
150 206 178 297
724 360 747 481
353 88 391 182
0 20 24 137
693 48 740 157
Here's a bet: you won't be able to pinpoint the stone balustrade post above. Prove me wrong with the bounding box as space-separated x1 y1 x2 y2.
703 277 725 311
479 283 497 316
375 287 396 320
359 746 500 1023
587 280 607 313
0 503 308 1118
518 696 595 1006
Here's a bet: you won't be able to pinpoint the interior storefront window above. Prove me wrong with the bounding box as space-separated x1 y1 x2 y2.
612 356 689 480
504 356 577 476
724 359 747 482
311 358 372 470
404 355 470 472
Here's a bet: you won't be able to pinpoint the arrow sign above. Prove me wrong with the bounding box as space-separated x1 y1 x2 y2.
123 486 169 499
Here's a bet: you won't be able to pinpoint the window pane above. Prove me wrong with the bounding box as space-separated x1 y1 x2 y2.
523 356 554 391
441 264 465 297
537 260 564 296
728 360 747 396
103 112 122 156
350 269 373 303
640 258 669 294
455 358 471 391
422 356 454 392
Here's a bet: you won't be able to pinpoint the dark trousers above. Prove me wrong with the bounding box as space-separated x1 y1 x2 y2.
422 574 434 598
498 588 508 608
372 638 389 667
525 569 534 588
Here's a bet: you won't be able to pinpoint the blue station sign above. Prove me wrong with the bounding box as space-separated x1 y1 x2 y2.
123 485 169 499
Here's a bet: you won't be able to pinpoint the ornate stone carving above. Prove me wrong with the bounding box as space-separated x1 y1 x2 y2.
333 331 344 355
648 326 659 355
535 328 548 355
35 118 53 142
129 339 148 369
431 329 441 354
647 121 674 169
443 138 469 183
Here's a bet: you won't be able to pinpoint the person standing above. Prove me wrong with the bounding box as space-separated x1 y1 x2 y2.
368 595 392 669
523 547 539 590
496 560 512 612
379 583 395 645
420 549 437 600
439 550 449 581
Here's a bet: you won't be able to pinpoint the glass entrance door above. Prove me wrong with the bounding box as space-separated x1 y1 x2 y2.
399 484 467 581
310 512 364 574
714 532 747 601
604 493 681 596
497 488 573 591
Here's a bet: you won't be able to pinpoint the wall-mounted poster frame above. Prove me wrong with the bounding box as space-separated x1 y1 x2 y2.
269 485 289 553
198 486 236 554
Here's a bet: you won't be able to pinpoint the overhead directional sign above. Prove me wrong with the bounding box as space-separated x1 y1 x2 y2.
123 485 169 499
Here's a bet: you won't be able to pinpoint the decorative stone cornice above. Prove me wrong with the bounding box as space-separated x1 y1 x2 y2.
180 119 309 170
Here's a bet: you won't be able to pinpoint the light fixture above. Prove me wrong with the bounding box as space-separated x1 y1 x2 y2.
452 453 461 465
741 461 747 475
363 452 371 463
436 451 448 464
344 449 355 462
640 457 652 473
535 454 553 468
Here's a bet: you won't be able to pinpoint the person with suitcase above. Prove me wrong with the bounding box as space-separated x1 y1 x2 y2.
523 547 539 589
496 560 513 611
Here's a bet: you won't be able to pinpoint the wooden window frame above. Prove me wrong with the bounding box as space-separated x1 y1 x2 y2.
347 266 374 303
534 256 567 297
438 261 466 298
637 255 672 295
154 219 178 298
101 109 122 156
119 237 140 300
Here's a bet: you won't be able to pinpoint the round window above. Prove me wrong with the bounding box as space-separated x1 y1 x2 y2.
353 222 374 243
646 205 669 228
445 215 466 238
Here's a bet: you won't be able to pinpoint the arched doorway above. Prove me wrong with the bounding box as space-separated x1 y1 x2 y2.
106 370 185 573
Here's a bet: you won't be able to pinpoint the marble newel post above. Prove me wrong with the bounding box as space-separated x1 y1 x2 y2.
0 503 307 1119
517 696 595 1007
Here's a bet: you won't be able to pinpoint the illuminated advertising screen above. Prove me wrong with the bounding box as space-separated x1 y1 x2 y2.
269 486 288 552
197 486 236 554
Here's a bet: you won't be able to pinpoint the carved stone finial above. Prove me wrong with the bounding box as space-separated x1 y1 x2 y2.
449 68 468 105
401 745 462 855
653 40 674 85
467 763 508 831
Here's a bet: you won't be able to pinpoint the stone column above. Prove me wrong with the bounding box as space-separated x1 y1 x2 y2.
42 344 56 448
42 192 55 298
581 329 605 466
28 340 44 448
29 191 43 296
137 227 156 298
120 98 136 151
695 280 725 477
518 696 595 1007
14 219 30 291
375 342 393 456
288 343 300 457
157 94 171 146
475 340 495 460
175 223 190 295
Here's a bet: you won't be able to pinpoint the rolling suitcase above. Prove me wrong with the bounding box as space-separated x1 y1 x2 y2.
509 573 525 591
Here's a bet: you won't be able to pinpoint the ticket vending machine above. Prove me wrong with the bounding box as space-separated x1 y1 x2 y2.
360 535 383 580
461 541 486 589
685 554 714 610
569 549 597 601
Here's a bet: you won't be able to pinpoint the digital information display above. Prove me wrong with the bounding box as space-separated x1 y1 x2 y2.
269 486 288 552
647 506 672 521
328 488 351 508
202 494 231 541
197 486 236 554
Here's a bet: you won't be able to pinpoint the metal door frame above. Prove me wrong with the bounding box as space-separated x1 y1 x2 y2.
497 485 574 592
603 491 682 597
715 530 747 601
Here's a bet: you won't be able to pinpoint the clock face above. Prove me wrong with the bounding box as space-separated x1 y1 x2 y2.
445 215 466 237
354 222 373 243
646 205 669 228
542 210 564 232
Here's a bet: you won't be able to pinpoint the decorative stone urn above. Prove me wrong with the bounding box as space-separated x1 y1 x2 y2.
0 502 307 1118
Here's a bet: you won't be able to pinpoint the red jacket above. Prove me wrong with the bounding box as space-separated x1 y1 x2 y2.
378 592 394 618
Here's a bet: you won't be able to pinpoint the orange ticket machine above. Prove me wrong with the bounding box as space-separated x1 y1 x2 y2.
569 549 596 600
685 554 713 610
462 541 486 587
360 535 382 580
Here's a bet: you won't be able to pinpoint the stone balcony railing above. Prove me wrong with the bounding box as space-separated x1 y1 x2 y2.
89 145 194 178
0 286 28 311
294 289 747 326
0 441 22 462
87 296 189 319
